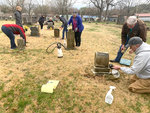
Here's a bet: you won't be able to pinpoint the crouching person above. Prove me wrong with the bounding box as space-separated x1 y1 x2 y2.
1 24 26 49
113 37 150 93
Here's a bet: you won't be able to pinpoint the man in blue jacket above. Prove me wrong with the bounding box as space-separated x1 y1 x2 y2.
68 12 84 47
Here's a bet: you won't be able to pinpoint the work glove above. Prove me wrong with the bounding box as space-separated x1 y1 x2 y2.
75 27 78 32
59 27 63 30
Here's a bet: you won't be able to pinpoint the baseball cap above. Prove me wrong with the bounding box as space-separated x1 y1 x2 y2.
125 37 143 48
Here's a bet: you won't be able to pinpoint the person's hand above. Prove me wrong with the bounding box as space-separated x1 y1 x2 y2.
112 65 121 70
75 27 78 32
59 27 63 30
121 45 125 51
129 49 133 54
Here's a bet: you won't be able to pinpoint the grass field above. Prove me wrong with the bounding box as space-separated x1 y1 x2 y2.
0 20 150 113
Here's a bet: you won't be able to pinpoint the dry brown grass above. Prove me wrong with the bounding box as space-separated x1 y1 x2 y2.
0 20 150 113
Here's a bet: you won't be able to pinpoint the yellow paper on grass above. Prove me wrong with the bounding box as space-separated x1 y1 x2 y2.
41 84 54 93
41 80 59 93
47 80 59 89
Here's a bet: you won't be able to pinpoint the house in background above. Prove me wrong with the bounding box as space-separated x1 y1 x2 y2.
135 13 150 22
107 15 118 22
82 15 98 22
107 15 127 24
0 13 13 20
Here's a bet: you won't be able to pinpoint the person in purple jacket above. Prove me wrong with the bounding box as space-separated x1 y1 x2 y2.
68 12 84 47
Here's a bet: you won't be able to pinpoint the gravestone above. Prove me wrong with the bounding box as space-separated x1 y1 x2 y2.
92 52 110 75
17 39 25 50
54 29 60 37
30 26 40 36
67 29 75 49
94 52 109 68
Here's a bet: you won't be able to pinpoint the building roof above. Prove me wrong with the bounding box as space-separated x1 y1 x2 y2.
83 15 98 19
109 15 118 18
136 13 150 17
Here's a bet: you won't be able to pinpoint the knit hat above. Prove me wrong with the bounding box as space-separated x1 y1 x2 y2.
126 37 143 48
73 11 78 14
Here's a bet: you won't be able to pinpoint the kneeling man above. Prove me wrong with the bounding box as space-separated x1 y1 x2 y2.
113 36 150 93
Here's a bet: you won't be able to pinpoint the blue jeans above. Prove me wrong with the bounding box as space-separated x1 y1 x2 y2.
115 38 129 62
1 26 17 49
62 26 68 39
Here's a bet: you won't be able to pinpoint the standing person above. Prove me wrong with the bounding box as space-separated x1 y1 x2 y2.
14 6 23 27
113 37 150 93
38 15 45 30
56 15 68 39
110 16 147 63
1 24 26 49
68 12 84 47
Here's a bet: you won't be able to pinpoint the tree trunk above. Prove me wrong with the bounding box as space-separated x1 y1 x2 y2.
104 6 109 21
98 10 102 22
66 8 68 20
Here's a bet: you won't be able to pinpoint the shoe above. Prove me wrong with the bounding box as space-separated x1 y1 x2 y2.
110 60 119 63
10 46 17 49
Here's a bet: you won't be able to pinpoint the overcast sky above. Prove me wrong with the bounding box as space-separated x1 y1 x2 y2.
73 1 88 9
0 0 149 9
0 0 88 9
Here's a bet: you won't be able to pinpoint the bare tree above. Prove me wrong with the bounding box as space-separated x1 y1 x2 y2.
90 0 105 21
33 5 51 16
51 0 76 19
80 6 98 17
24 0 35 23
124 0 134 16
104 0 115 21
115 0 137 16
0 5 11 13
6 0 26 12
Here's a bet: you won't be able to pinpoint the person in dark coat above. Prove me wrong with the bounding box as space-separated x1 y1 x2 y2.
110 16 147 63
14 6 23 27
38 16 45 29
68 12 84 47
1 24 26 49
56 15 68 39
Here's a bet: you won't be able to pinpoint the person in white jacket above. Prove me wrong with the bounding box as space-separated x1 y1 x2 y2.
113 36 150 93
